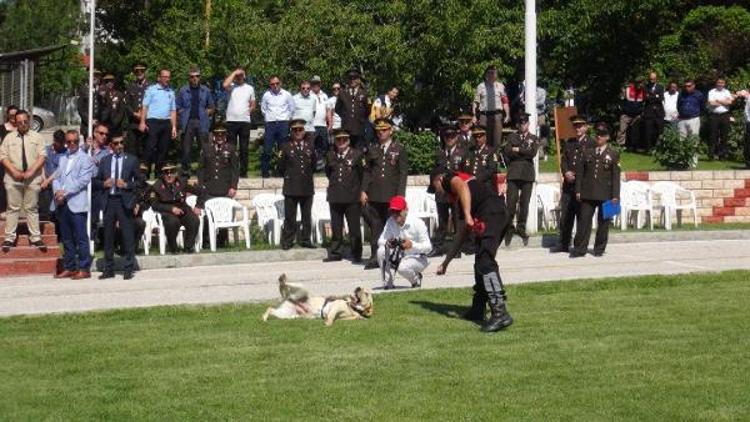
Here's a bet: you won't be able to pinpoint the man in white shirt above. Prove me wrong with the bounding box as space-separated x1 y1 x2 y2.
472 65 511 147
707 77 736 160
309 76 330 164
260 75 295 178
377 195 432 289
223 67 256 176
663 81 680 129
327 83 342 130
292 80 316 139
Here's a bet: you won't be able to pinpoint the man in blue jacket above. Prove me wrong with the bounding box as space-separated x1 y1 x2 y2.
53 130 97 279
176 67 215 176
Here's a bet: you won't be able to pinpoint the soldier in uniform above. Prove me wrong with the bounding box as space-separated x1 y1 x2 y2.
99 74 127 137
361 118 408 269
148 163 200 254
335 69 370 150
279 119 316 250
503 113 539 247
552 115 594 253
323 129 364 263
429 125 468 257
76 69 102 138
465 125 499 189
571 122 620 257
125 63 150 159
457 114 475 150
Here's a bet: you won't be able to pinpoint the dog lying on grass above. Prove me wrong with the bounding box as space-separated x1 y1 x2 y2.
262 274 374 326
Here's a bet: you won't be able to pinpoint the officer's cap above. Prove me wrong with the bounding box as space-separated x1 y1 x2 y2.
333 129 350 140
161 163 178 172
92 69 102 76
347 69 361 80
443 125 458 136
569 115 587 125
290 119 306 130
102 74 115 81
310 75 322 84
517 113 531 124
374 118 393 131
457 114 474 122
594 122 611 136
132 62 146 71
472 125 487 135
212 122 227 133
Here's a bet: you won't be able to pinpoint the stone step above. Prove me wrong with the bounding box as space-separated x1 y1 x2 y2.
0 257 58 277
0 245 60 259
16 234 58 247
0 221 56 236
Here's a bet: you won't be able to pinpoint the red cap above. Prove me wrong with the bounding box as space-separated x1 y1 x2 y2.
388 195 408 212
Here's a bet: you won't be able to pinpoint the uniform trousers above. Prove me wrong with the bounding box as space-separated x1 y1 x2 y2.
3 179 41 243
126 126 148 160
558 186 579 249
145 118 172 176
377 246 428 287
57 204 91 271
505 179 533 235
181 118 208 174
363 201 389 260
282 195 313 247
472 201 508 308
102 196 135 273
328 202 362 259
708 112 731 159
573 199 609 255
159 205 200 253
226 121 251 176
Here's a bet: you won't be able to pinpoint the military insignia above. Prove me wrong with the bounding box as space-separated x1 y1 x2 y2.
347 159 352 166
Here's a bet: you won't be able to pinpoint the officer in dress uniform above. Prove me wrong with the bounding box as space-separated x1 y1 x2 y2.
553 115 594 253
457 114 475 150
503 113 539 247
429 125 468 257
279 119 317 250
125 62 150 159
465 125 499 189
335 69 370 150
148 163 200 254
100 74 127 137
361 118 408 269
77 69 102 138
323 129 364 263
571 122 620 257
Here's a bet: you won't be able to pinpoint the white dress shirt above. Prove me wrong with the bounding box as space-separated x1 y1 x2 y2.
663 90 679 122
292 92 316 131
327 96 341 129
377 214 432 256
312 90 329 127
261 89 295 122
708 88 733 114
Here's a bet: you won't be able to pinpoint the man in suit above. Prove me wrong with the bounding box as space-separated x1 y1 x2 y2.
430 125 468 257
503 113 539 247
94 136 140 279
642 71 665 149
52 130 97 279
571 122 620 258
335 70 370 150
324 129 364 263
361 118 408 269
279 119 316 249
552 115 594 253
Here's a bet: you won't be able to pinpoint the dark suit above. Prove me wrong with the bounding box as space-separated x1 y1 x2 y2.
279 139 316 248
558 135 594 249
361 139 408 259
504 132 539 236
93 153 140 273
325 148 364 260
573 145 621 255
433 145 467 253
643 82 665 149
335 87 369 149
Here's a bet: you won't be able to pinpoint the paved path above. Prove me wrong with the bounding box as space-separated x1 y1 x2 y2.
2 239 750 317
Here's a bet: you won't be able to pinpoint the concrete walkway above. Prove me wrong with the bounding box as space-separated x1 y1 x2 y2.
2 239 750 317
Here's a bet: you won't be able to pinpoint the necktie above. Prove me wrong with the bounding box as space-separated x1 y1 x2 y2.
115 155 121 192
20 135 28 172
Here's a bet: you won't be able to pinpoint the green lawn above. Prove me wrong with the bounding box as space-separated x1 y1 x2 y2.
538 150 743 174
2 271 749 420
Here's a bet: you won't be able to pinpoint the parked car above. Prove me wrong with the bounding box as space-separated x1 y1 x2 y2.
0 105 57 132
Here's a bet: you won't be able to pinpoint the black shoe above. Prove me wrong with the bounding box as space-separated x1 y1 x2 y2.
1 240 12 252
261 172 270 178
504 230 513 247
411 273 422 288
123 272 134 280
98 271 115 280
427 249 444 258
323 256 342 262
569 251 586 258
463 295 487 322
522 236 529 247
480 304 513 332
593 251 604 257
364 259 379 270
300 243 316 249
31 240 48 252
351 257 363 264
550 245 569 253
281 244 292 251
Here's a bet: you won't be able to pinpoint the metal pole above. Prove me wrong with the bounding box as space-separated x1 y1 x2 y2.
524 0 539 234
87 0 95 254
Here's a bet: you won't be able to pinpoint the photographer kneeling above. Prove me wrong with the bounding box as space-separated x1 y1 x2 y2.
377 195 432 290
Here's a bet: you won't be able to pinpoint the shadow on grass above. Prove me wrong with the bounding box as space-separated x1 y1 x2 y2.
409 300 482 326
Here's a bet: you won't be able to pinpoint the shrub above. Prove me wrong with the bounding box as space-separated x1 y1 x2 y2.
653 125 699 170
394 129 440 175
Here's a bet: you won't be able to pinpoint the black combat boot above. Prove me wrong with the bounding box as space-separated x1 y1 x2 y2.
462 293 487 321
480 302 513 332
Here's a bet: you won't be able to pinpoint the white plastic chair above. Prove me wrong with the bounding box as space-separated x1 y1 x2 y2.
651 181 699 230
535 184 560 231
204 197 251 252
252 193 284 245
311 192 331 244
406 187 437 235
619 181 654 231
140 208 158 255
185 195 203 252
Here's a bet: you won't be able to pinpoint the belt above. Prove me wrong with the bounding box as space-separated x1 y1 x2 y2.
479 110 502 116
711 112 730 116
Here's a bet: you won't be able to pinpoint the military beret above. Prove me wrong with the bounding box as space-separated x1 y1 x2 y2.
569 115 587 125
290 119 306 130
374 118 393 131
333 129 350 140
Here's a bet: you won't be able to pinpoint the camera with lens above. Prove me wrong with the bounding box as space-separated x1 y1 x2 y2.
387 237 406 249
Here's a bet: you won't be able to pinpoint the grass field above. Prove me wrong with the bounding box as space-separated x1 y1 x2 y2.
538 150 743 174
1 271 749 420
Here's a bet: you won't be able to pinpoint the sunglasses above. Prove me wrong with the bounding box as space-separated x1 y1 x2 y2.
301 87 310 90
332 87 341 91
189 75 200 79
96 130 109 136
110 141 123 145
292 127 305 132
163 170 176 175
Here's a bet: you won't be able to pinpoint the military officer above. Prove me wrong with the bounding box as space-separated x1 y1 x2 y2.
457 114 475 150
361 118 408 269
335 69 370 150
553 115 594 253
465 125 499 189
125 63 150 159
279 119 317 250
503 113 539 247
76 69 102 138
430 125 468 257
100 74 127 137
148 163 200 253
196 124 239 208
324 129 364 263
571 122 620 257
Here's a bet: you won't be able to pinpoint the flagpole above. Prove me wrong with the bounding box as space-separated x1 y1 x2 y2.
87 0 95 254
524 0 539 235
